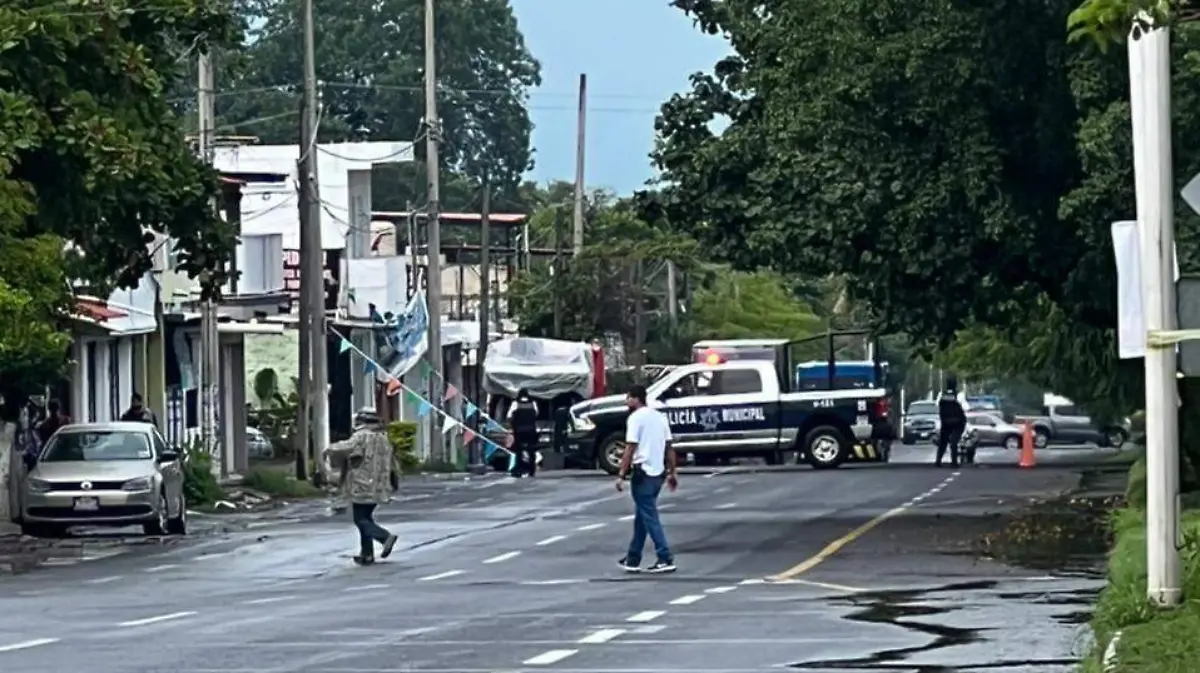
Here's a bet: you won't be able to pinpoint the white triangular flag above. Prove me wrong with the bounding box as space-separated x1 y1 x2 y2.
442 418 458 435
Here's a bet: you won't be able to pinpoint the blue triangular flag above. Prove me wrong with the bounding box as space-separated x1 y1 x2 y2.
486 419 504 433
465 401 478 419
364 359 377 376
483 441 496 461
417 400 432 418
339 338 352 354
507 451 518 472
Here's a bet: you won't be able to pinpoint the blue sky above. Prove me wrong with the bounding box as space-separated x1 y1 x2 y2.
509 0 729 195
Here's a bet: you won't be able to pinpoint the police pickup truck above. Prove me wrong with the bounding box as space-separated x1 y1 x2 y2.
565 355 894 475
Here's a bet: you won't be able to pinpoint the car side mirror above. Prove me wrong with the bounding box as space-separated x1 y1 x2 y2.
157 451 180 463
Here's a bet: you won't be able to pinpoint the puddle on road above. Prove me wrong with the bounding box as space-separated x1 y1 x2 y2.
786 579 1089 672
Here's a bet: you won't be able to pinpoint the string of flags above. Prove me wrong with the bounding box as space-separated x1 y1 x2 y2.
331 328 511 462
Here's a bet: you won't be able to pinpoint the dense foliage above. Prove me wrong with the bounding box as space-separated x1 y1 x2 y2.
650 0 1200 423
210 0 540 210
0 0 239 405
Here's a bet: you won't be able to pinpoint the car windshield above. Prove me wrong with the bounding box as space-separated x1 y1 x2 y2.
41 430 152 462
908 402 936 416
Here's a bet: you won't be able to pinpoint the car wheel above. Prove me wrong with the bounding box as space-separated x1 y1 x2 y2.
804 425 847 469
166 493 188 535
1033 428 1050 449
1104 428 1128 448
1004 435 1021 450
143 491 168 536
596 433 624 476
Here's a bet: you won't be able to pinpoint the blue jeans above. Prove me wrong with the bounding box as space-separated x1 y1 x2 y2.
626 472 673 565
352 503 392 557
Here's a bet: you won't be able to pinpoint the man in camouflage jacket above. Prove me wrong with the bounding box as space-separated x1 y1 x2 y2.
323 410 399 565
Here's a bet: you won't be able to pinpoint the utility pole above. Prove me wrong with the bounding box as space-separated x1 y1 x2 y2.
197 51 221 473
665 259 678 326
553 209 563 337
479 179 491 391
572 74 587 255
296 0 326 480
1129 21 1181 606
423 0 445 462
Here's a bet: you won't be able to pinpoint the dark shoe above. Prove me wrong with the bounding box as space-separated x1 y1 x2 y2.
352 555 375 566
646 560 676 574
380 534 398 559
618 557 641 573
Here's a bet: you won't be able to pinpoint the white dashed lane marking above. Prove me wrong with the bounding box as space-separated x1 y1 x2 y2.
576 523 607 531
241 596 296 605
0 638 59 653
577 628 625 644
714 502 737 510
669 594 705 605
706 586 737 594
618 514 635 522
144 563 178 573
418 569 465 581
483 551 522 564
626 610 666 623
523 649 578 665
117 611 196 628
84 575 123 585
536 535 568 546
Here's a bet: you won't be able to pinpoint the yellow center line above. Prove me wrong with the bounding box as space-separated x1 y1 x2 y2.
767 503 910 582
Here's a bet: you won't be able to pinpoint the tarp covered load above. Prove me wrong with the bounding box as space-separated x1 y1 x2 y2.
482 337 594 400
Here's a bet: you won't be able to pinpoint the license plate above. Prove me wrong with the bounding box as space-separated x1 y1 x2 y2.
856 415 869 426
73 497 99 511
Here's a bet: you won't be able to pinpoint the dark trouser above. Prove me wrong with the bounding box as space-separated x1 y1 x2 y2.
626 471 672 565
936 426 964 466
352 503 392 558
511 442 537 477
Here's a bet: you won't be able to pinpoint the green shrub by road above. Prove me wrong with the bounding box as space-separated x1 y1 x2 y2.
1083 455 1200 672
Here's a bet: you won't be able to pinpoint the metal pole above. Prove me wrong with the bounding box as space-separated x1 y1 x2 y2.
665 260 677 326
553 210 563 337
1129 21 1181 606
479 180 491 386
423 0 445 463
572 74 587 255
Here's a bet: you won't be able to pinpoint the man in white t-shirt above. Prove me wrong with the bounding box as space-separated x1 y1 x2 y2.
615 384 677 573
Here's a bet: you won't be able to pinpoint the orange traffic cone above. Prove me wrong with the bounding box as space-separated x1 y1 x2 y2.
1019 420 1036 468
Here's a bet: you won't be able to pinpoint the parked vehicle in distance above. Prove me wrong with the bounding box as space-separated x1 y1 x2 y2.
21 422 188 538
247 426 274 459
902 400 939 443
962 412 1024 450
1012 403 1129 449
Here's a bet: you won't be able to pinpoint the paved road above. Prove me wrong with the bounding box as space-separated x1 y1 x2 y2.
0 447 1110 672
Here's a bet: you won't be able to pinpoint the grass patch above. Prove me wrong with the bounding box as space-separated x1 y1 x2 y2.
241 464 323 499
1084 488 1200 670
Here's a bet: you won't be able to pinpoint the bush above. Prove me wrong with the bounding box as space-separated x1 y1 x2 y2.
388 421 421 474
1126 453 1147 509
241 466 321 498
182 440 224 506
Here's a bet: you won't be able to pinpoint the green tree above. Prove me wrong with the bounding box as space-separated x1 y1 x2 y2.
653 0 1086 346
213 0 540 210
1 0 239 404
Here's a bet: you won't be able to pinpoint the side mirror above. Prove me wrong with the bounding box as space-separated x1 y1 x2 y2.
157 451 180 463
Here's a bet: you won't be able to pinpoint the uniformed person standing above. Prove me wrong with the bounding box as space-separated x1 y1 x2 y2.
935 376 967 467
323 411 400 566
508 389 539 478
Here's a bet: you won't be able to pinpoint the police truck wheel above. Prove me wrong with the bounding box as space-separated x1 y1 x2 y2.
804 426 847 469
597 433 624 476
1033 428 1050 449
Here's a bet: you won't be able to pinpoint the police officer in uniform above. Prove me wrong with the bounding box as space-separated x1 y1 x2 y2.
509 389 539 477
935 376 967 467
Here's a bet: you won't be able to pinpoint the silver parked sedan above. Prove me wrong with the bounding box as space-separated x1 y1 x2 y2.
21 422 188 538
965 412 1024 449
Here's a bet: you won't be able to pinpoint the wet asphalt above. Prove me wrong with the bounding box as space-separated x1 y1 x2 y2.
0 442 1124 672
